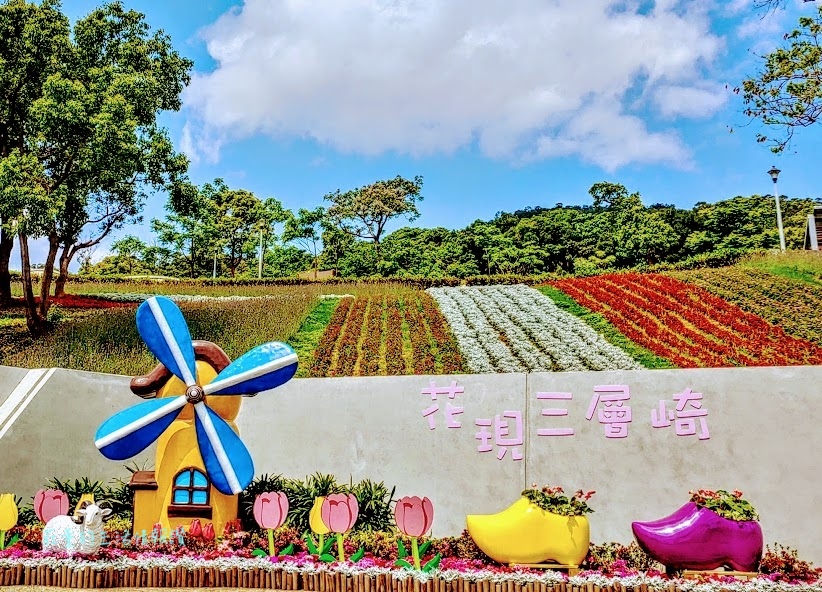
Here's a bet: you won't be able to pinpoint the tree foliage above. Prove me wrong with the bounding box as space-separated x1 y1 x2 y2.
739 5 822 153
324 175 424 253
0 0 192 334
282 207 325 277
85 182 815 281
148 178 286 278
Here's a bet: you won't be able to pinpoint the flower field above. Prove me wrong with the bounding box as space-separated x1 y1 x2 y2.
551 273 822 368
6 268 822 377
671 268 822 347
427 285 641 373
308 293 465 377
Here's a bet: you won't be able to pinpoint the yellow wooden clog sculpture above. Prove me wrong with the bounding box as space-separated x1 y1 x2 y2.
466 497 590 565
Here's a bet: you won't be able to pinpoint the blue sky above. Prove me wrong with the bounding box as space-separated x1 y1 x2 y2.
15 0 822 267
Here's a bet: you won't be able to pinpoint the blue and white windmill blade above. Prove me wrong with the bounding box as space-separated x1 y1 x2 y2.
95 395 188 460
203 342 298 396
193 403 253 495
136 296 197 387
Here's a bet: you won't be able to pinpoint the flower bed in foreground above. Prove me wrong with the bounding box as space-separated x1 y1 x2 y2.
0 554 820 591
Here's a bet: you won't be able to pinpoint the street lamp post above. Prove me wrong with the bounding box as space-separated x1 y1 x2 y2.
768 166 787 252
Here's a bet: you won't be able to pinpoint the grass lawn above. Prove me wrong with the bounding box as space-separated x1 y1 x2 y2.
1 294 318 376
738 250 822 286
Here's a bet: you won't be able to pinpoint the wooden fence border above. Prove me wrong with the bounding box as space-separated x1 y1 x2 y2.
0 564 689 591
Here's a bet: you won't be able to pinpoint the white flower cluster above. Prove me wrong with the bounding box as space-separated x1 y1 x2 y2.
427 285 641 373
0 556 819 591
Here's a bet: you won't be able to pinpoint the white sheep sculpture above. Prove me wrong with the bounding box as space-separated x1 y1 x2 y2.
42 502 111 555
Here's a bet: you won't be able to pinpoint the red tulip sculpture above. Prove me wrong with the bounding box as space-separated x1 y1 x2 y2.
394 496 440 571
34 489 69 524
253 491 293 557
321 493 360 562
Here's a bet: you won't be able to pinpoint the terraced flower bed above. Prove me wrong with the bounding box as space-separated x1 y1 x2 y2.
427 285 640 373
308 293 465 377
670 268 822 347
552 274 822 368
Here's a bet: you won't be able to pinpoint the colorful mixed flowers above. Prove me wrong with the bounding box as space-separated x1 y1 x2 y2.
688 489 759 522
522 484 596 516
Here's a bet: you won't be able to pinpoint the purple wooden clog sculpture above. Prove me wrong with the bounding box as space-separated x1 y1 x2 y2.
632 502 763 572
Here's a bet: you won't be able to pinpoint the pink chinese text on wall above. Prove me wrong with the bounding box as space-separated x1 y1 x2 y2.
419 381 710 462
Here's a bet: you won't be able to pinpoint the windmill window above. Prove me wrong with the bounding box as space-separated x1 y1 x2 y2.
168 468 212 519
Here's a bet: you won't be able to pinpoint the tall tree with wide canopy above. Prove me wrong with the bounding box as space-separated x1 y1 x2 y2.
324 175 424 258
0 0 69 306
0 0 191 334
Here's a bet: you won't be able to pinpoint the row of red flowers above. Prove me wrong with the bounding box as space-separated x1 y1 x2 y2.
332 297 368 376
673 268 822 348
404 297 437 374
10 295 133 309
419 292 465 375
309 297 353 377
359 296 385 376
385 296 408 375
552 273 822 368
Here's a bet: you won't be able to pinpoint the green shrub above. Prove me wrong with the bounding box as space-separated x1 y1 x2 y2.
349 479 395 532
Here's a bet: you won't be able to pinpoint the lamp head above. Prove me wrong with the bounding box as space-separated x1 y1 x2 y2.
768 166 781 182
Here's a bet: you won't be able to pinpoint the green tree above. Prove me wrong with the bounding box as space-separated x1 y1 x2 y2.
690 195 813 251
324 175 424 258
151 181 216 279
0 0 191 334
282 207 325 279
739 6 822 153
154 179 277 278
263 244 312 278
0 0 68 306
209 181 269 277
319 220 354 274
110 235 147 274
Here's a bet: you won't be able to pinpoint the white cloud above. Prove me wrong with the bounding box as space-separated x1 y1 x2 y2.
653 83 730 118
182 0 725 170
532 99 693 171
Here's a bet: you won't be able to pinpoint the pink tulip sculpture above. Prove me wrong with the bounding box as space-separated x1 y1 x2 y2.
394 496 440 571
34 489 69 524
321 493 360 562
253 491 293 557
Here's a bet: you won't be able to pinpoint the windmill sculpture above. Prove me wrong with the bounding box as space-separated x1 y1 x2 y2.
95 296 297 533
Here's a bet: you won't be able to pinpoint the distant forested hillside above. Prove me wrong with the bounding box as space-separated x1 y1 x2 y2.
83 182 817 279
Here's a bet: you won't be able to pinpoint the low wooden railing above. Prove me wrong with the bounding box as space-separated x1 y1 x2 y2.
0 563 683 591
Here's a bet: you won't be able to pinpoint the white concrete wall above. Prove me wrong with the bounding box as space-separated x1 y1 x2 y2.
0 364 820 562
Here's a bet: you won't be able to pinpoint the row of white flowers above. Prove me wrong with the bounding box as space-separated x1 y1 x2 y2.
426 287 515 373
0 556 817 591
427 285 640 373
